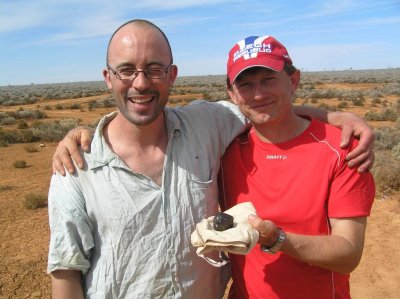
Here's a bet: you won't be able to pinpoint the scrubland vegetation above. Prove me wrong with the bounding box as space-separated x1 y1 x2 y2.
0 68 399 198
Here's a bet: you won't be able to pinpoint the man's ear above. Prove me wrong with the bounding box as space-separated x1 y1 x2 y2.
227 86 238 104
168 64 178 86
290 70 301 94
103 68 112 89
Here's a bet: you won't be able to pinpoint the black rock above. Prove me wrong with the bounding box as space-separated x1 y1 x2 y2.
213 212 234 231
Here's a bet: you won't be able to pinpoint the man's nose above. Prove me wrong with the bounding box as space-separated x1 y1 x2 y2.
253 84 267 100
131 72 151 91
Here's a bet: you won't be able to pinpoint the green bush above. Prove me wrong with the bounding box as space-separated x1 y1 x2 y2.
24 144 39 153
337 101 349 109
0 118 80 144
13 160 27 168
0 185 13 191
374 127 400 150
69 103 81 109
392 143 400 160
365 109 398 122
17 121 29 129
372 150 400 196
318 103 337 111
352 98 364 106
1 116 16 125
24 192 48 210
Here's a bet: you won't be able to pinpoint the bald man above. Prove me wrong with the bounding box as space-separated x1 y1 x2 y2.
47 19 374 298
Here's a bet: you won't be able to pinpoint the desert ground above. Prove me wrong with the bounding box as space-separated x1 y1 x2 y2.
0 72 399 298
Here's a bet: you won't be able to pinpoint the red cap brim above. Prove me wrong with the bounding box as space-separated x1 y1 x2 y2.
228 57 285 83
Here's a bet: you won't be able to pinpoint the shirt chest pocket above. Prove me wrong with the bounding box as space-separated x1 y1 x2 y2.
187 175 219 225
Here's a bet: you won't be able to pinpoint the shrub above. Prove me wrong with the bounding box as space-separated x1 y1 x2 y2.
337 101 349 109
0 185 13 191
1 116 16 125
13 160 28 168
102 98 115 107
372 150 400 196
365 109 398 122
352 98 364 106
69 103 81 109
24 192 48 210
24 144 39 153
371 98 382 105
88 100 97 110
374 127 400 150
392 143 400 160
318 103 337 111
30 118 80 142
16 109 47 119
17 121 29 129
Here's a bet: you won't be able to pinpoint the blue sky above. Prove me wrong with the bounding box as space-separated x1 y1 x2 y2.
1 0 399 86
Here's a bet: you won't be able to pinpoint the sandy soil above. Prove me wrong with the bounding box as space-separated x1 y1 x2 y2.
0 89 399 297
0 142 399 298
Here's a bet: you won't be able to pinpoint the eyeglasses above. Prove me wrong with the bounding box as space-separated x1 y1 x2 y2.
107 64 172 81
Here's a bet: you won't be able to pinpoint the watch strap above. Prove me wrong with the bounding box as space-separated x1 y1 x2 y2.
260 227 286 254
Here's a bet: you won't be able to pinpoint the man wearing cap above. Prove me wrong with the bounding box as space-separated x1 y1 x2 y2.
49 19 375 298
219 35 375 299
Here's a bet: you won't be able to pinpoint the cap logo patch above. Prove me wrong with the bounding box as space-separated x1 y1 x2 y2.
233 36 272 62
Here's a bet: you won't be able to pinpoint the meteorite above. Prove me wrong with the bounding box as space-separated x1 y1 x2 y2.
213 212 234 231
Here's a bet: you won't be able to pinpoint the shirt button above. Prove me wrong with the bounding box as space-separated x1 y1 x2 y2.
173 130 181 138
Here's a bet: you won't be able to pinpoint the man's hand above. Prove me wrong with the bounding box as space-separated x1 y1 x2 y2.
247 214 279 247
328 111 375 173
52 126 94 176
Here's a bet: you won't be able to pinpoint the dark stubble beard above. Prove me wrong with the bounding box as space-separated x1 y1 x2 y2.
116 91 167 126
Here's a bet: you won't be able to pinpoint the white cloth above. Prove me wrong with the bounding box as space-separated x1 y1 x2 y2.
191 202 259 267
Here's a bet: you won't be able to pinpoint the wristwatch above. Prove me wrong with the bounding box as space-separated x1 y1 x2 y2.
260 227 286 254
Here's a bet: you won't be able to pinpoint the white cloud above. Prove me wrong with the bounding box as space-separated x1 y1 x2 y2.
0 2 54 32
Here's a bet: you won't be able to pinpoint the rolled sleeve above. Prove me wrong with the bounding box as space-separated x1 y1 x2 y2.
47 172 94 274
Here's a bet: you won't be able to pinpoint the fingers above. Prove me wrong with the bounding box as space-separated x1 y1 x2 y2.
52 146 77 175
340 125 353 149
80 129 93 153
346 129 375 172
52 155 66 176
51 126 94 175
347 150 375 173
248 214 278 245
248 214 266 231
346 140 369 163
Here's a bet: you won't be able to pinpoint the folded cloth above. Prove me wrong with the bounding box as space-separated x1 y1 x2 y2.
191 202 259 267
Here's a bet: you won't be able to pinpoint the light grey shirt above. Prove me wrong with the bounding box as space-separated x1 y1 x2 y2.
47 100 247 298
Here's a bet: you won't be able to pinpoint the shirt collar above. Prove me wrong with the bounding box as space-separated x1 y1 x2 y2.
88 108 182 170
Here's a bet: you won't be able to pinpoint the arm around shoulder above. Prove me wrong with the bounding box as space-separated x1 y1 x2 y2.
52 126 94 176
294 105 375 172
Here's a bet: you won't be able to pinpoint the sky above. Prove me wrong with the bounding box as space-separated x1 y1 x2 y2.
0 0 399 86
